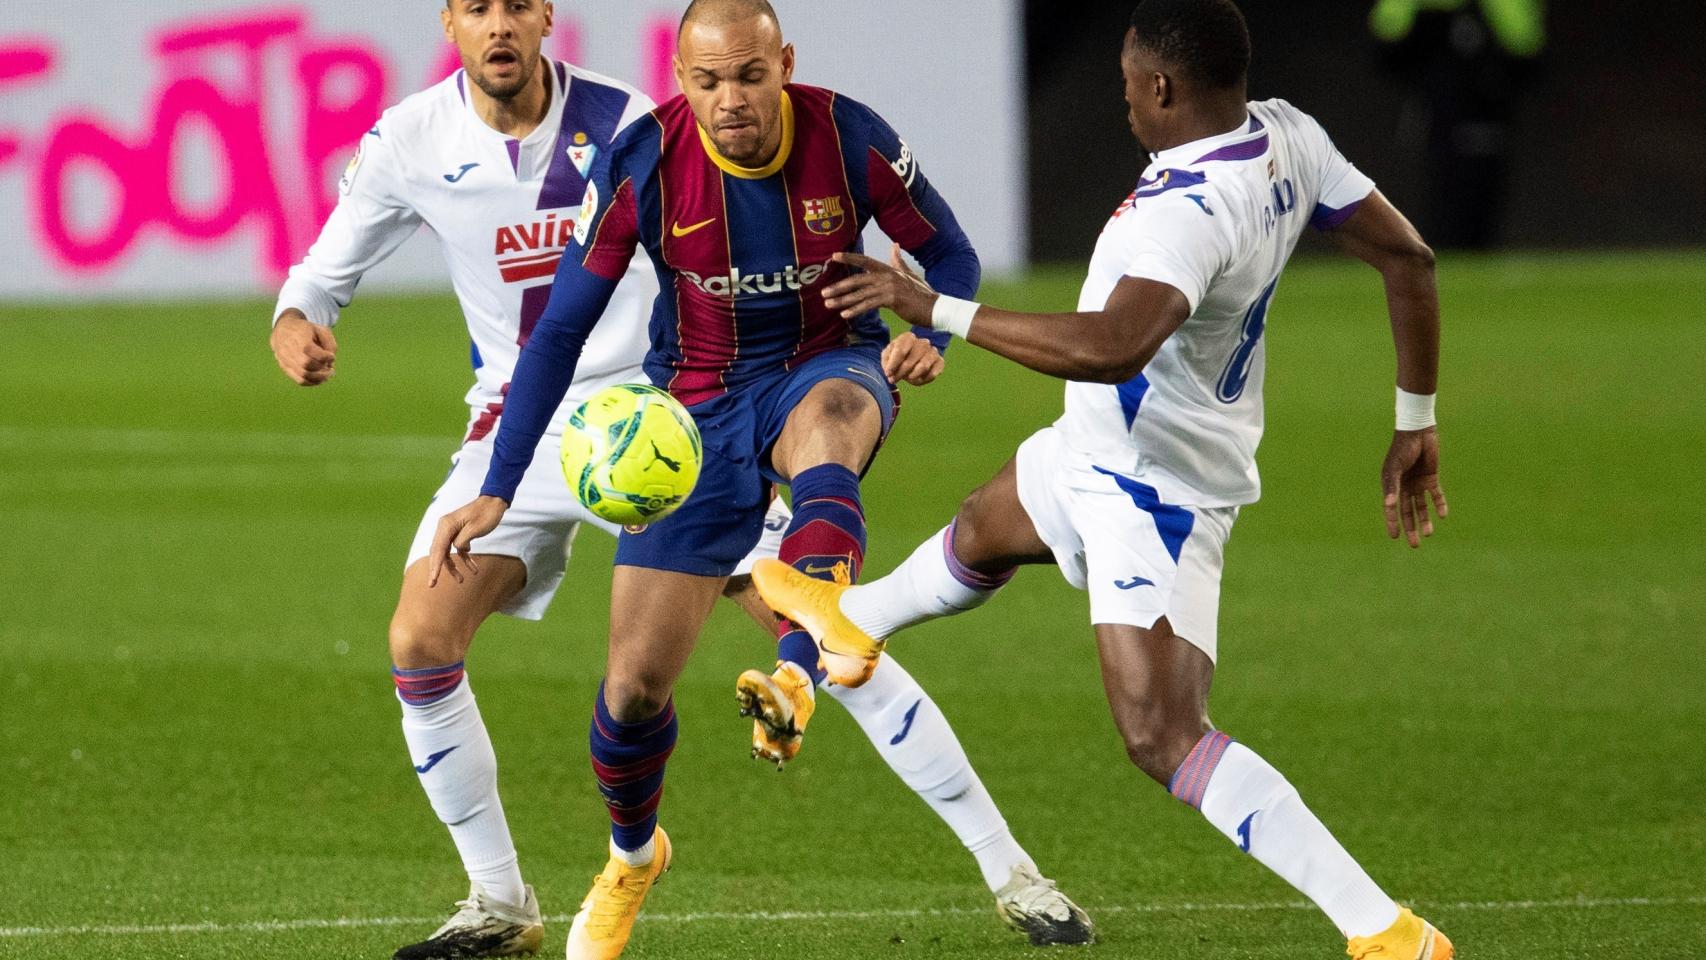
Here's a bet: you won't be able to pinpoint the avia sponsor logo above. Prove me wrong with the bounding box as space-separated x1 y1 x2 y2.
678 260 835 299
494 212 573 283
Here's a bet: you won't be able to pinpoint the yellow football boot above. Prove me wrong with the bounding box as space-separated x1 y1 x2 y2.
564 828 672 960
736 661 817 768
1346 906 1454 960
749 558 882 687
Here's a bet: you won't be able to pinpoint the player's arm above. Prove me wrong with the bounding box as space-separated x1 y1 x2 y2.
854 104 982 384
1322 189 1447 547
271 127 422 386
427 164 643 587
825 255 1190 383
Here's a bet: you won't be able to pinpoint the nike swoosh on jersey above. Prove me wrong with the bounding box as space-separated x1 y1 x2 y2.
671 217 717 238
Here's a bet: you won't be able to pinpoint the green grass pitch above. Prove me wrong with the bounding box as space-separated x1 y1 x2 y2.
2 251 1703 958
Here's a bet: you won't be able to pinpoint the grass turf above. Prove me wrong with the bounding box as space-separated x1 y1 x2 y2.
1 250 1703 958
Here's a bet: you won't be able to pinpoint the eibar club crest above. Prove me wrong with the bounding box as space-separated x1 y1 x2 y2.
567 131 598 178
801 195 846 236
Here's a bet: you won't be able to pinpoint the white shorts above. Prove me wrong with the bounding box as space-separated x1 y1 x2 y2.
1014 426 1238 660
407 436 789 620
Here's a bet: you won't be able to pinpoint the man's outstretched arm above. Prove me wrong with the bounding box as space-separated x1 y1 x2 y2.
822 252 1192 385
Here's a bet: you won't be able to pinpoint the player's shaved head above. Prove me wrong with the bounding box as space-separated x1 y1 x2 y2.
674 0 795 168
1127 0 1251 91
679 0 780 37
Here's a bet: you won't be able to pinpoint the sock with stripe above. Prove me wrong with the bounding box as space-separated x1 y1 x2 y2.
394 664 526 906
1171 731 1401 938
775 464 868 685
589 682 677 862
838 521 1014 641
825 653 1034 892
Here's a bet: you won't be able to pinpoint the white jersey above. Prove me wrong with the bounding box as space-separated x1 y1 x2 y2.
275 60 657 440
1057 98 1376 507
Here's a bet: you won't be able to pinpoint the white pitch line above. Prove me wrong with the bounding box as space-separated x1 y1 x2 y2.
1 895 1700 939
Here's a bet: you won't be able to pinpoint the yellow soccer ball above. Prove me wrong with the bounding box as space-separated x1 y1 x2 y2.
560 384 702 527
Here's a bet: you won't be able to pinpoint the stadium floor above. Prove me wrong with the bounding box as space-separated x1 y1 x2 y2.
3 251 1703 958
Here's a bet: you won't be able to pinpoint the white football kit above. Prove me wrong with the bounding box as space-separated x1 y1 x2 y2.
1016 98 1376 656
276 61 786 618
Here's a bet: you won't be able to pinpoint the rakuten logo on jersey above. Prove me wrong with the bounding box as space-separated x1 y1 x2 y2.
677 261 833 299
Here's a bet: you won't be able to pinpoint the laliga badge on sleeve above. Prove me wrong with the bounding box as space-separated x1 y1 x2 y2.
567 131 598 178
339 138 368 196
573 179 600 245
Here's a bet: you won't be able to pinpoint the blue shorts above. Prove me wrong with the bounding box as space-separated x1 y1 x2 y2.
614 345 898 578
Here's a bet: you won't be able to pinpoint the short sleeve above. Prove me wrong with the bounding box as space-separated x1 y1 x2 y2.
1119 193 1233 314
1305 119 1376 231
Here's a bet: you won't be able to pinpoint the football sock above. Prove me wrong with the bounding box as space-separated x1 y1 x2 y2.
775 463 867 684
1172 731 1401 939
839 522 1014 641
589 682 677 856
394 665 527 906
826 654 1035 893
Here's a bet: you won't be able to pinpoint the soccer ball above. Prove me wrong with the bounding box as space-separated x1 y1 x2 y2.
560 384 702 526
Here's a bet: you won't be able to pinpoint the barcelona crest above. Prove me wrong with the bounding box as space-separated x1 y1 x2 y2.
801 196 846 236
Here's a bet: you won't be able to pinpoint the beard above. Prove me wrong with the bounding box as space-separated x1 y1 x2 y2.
469 51 538 102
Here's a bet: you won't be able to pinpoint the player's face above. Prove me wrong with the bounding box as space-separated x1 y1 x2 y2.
1122 30 1164 155
675 16 795 167
442 0 553 101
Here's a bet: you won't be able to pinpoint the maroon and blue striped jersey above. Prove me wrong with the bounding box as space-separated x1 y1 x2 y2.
482 84 980 502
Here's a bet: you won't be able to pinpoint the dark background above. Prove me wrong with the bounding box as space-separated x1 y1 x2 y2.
1026 0 1706 261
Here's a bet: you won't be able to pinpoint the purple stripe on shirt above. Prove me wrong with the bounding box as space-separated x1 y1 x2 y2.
505 138 520 173
456 71 466 104
1194 134 1269 164
1310 198 1366 231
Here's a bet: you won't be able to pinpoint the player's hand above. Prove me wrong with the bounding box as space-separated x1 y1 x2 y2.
1381 427 1448 548
823 247 938 327
270 311 339 386
881 331 946 386
427 496 508 586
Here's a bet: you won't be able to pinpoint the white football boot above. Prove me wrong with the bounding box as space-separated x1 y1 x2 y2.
993 865 1095 946
393 882 544 959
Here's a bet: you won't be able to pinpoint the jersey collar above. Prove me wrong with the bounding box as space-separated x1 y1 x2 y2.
1146 111 1265 169
697 90 794 180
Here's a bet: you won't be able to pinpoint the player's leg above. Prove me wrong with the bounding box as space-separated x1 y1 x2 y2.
1086 497 1448 957
564 565 721 960
750 454 1057 686
389 556 544 960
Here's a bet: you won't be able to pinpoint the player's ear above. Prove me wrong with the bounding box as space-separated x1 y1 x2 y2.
780 43 795 84
541 1 553 38
441 4 455 44
1154 72 1173 109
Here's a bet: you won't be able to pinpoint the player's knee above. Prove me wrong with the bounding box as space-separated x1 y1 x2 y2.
601 673 673 723
1117 701 1210 783
806 380 875 427
387 614 473 670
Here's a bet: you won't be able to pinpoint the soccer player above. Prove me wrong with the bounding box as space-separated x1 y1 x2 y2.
283 2 1084 958
424 1 1094 956
752 1 1456 958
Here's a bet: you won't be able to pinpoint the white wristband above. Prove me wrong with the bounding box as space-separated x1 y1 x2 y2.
1395 387 1437 431
930 295 981 340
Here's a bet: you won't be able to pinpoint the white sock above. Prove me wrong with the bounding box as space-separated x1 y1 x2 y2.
1184 735 1400 938
839 526 1010 641
610 835 656 867
399 677 527 906
826 654 1035 892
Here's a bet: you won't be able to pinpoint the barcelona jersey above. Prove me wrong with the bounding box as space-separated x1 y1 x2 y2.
482 84 980 502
